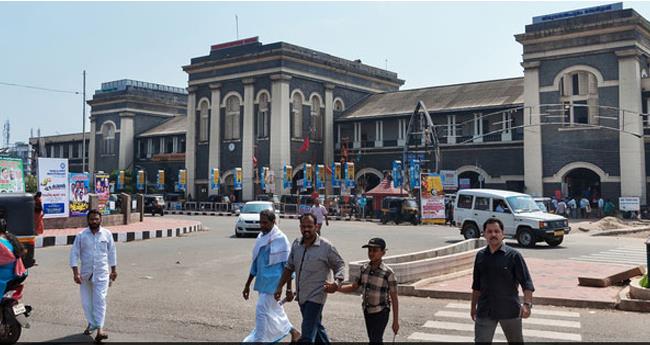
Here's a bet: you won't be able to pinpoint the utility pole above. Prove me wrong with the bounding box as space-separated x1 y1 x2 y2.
82 70 87 173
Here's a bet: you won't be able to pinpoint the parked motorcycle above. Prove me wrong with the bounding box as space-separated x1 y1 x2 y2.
0 275 31 344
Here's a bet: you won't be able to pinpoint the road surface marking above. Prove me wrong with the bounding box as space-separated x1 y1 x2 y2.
435 311 581 328
444 303 581 317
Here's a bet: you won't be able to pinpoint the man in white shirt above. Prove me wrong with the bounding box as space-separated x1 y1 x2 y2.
310 198 329 235
69 209 117 342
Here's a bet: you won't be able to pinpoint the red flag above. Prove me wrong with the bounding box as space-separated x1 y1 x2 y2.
299 136 310 153
252 155 258 168
325 164 332 175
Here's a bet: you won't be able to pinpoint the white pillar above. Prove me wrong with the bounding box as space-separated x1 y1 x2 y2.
270 74 292 194
617 49 646 203
522 61 543 197
242 78 255 201
186 87 197 198
88 117 96 173
208 83 221 196
324 84 335 194
118 113 135 170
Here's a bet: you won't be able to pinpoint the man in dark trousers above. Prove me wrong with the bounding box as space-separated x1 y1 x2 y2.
470 218 534 343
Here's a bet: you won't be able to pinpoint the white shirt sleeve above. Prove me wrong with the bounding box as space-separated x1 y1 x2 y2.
107 231 117 268
69 233 81 268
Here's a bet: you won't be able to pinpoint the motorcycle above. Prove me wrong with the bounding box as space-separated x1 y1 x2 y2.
0 274 31 344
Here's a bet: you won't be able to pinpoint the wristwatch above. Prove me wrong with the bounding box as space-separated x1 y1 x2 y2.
523 302 533 309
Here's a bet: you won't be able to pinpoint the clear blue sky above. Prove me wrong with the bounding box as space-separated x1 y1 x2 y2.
2 1 650 143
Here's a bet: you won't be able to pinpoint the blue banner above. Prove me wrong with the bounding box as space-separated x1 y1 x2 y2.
392 160 402 188
260 166 266 192
409 159 421 190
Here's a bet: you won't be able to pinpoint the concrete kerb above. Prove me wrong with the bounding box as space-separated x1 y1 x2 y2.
36 223 203 249
590 226 650 236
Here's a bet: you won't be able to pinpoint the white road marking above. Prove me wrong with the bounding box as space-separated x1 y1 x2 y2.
435 311 581 328
423 320 582 341
444 303 581 318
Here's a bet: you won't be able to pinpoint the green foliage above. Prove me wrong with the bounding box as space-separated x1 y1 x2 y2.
25 174 37 193
640 274 649 289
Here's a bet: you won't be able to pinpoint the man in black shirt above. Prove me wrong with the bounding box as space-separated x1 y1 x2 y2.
471 218 535 343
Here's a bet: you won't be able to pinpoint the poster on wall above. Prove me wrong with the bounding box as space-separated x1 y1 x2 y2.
265 169 275 194
38 158 70 218
177 169 187 192
136 170 145 191
116 170 125 191
0 158 25 193
156 170 165 191
69 173 90 217
94 173 111 216
420 173 446 224
283 165 292 190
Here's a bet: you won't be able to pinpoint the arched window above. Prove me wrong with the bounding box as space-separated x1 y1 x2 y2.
198 100 209 142
100 122 116 155
311 96 322 140
559 70 599 125
292 93 303 138
257 93 269 139
334 99 345 112
225 96 241 140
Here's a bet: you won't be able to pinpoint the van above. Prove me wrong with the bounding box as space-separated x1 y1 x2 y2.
454 189 570 247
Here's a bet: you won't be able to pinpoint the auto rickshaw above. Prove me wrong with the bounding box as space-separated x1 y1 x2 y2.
0 194 35 268
380 196 419 225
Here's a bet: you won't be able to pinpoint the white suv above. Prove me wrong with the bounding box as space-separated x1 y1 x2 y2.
454 189 570 247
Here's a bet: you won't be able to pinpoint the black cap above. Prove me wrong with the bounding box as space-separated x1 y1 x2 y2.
362 238 386 250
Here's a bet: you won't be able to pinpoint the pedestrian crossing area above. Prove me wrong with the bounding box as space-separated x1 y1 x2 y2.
408 303 582 342
569 246 648 266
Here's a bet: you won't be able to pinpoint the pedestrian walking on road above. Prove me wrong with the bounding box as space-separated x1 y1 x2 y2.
597 197 605 218
567 198 577 219
242 210 301 342
274 214 345 343
310 198 329 235
33 192 44 236
471 218 535 343
337 238 399 344
69 209 117 342
556 199 567 217
580 197 590 219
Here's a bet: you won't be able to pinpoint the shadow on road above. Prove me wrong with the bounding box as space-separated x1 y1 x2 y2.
44 333 94 343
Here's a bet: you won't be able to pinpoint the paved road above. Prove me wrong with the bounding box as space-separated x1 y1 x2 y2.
19 216 650 342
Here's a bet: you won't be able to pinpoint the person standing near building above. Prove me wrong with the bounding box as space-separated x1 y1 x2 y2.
597 197 605 218
567 197 577 219
579 197 590 219
33 192 44 236
471 218 534 343
310 197 329 235
274 214 345 343
69 210 117 342
556 199 567 217
242 209 300 342
337 238 400 344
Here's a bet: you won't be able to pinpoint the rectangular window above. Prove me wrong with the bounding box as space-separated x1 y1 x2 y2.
474 197 490 211
165 137 174 154
574 101 588 124
457 194 473 209
179 137 186 153
572 74 580 96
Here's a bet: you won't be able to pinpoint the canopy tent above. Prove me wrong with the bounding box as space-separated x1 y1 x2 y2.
365 178 409 211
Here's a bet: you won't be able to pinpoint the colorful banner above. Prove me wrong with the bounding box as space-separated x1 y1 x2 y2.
157 170 165 191
345 162 355 188
316 164 325 190
305 164 313 189
420 173 445 224
283 165 292 190
38 158 69 218
409 159 421 190
69 173 90 217
210 168 220 192
94 173 111 216
439 170 458 190
177 169 187 192
0 158 24 193
332 162 341 188
136 170 145 191
392 160 402 188
234 167 242 190
116 170 125 191
259 167 266 192
265 169 275 194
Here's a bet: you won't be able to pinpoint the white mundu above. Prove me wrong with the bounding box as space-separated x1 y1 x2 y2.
69 227 117 329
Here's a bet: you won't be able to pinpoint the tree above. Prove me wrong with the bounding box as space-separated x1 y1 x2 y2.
25 174 37 193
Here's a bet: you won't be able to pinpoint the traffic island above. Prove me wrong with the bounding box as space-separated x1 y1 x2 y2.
37 217 203 248
618 276 650 312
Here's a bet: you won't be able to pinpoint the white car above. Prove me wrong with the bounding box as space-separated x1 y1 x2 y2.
234 201 278 238
454 189 570 247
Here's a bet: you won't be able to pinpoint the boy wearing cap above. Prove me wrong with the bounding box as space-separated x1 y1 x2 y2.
338 238 399 343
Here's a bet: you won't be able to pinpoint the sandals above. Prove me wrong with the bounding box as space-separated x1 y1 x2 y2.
83 324 98 335
94 333 108 343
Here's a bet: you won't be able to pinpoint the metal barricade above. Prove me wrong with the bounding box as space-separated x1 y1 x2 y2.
185 202 197 211
199 202 213 211
214 202 229 212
